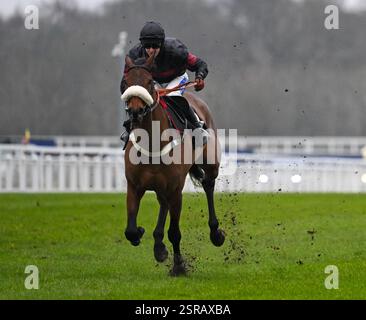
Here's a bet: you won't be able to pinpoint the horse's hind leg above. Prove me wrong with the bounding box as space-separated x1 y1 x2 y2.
153 194 169 262
168 192 186 276
201 165 225 247
124 182 145 246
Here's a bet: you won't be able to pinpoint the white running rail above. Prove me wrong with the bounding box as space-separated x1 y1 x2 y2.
2 135 366 156
1 144 366 193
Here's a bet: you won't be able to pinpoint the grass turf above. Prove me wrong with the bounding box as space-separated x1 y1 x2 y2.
0 193 365 299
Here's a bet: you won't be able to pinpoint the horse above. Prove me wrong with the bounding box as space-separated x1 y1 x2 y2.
121 54 225 275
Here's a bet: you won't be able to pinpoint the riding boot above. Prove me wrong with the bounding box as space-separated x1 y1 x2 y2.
167 96 209 147
120 119 131 150
184 104 209 147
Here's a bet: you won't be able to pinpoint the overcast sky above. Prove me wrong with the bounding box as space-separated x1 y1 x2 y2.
1 0 366 17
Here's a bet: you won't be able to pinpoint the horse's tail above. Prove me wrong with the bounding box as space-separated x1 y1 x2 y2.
189 164 205 188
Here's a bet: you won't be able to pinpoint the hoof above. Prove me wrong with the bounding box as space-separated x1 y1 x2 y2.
210 228 226 247
170 255 187 277
154 243 169 263
131 239 140 246
170 262 187 277
125 226 145 246
137 226 145 238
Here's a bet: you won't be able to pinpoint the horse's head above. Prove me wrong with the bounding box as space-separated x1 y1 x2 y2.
121 55 157 125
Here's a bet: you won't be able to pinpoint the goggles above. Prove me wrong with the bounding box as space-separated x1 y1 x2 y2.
142 42 161 49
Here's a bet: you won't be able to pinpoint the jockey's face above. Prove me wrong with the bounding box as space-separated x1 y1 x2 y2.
145 47 160 58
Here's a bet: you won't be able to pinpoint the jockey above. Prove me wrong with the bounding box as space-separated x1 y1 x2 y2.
120 21 209 148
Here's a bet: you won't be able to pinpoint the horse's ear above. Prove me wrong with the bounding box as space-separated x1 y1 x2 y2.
144 53 155 68
125 56 134 69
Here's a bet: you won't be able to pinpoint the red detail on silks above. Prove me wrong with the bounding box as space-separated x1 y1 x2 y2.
187 53 198 67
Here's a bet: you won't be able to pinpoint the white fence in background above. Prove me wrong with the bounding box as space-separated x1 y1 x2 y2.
0 145 125 193
1 144 366 193
227 154 366 193
2 135 366 156
235 136 366 156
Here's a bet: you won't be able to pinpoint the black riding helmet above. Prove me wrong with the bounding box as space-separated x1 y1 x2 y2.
139 21 165 48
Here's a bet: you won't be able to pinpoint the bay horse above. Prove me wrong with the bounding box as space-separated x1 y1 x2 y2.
121 54 225 275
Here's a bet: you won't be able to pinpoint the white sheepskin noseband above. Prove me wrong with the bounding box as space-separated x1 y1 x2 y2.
121 85 154 106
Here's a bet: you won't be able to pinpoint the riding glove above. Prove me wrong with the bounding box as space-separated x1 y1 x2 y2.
194 78 205 91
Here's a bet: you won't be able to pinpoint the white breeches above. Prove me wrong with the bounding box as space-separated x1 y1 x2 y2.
154 72 189 96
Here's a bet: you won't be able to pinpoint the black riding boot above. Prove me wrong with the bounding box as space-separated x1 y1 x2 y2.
120 119 131 150
165 96 209 147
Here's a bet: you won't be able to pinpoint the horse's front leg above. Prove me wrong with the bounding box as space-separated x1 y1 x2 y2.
168 191 186 276
125 182 145 246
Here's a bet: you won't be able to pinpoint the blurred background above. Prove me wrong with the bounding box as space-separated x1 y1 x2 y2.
1 0 366 193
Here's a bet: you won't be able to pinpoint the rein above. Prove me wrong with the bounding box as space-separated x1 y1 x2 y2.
156 81 197 97
126 81 197 116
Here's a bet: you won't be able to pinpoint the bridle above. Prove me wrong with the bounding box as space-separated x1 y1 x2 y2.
125 98 158 121
124 65 158 121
